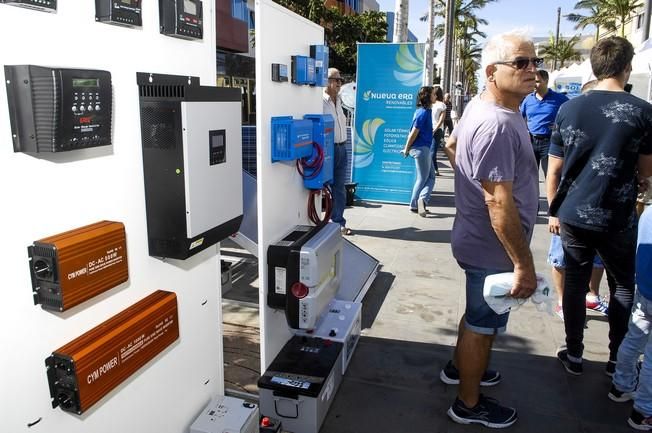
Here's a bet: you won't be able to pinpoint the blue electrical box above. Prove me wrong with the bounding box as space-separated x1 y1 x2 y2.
291 55 316 85
302 114 334 189
310 45 329 87
271 116 314 162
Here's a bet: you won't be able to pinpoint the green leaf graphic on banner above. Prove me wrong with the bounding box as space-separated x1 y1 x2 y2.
362 90 371 101
393 45 424 86
354 118 385 168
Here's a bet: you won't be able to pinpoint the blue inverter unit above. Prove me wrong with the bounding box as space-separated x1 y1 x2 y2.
302 114 334 189
270 116 314 162
310 45 329 87
291 55 316 85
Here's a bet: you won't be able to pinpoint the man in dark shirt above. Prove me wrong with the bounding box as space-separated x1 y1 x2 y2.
520 69 569 178
548 36 652 376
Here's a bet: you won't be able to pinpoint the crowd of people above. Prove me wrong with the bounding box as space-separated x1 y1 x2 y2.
399 31 652 430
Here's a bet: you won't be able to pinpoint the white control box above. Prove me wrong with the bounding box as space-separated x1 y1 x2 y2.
295 299 362 372
190 396 259 433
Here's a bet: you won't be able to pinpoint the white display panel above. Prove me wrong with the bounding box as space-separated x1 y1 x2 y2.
254 0 325 368
0 2 223 432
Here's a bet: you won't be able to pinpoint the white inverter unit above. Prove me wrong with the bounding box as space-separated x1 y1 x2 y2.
138 73 243 259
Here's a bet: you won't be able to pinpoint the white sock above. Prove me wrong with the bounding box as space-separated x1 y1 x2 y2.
586 294 599 303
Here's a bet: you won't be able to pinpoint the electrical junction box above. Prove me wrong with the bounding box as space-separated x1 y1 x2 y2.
46 290 179 414
190 396 259 433
159 0 203 40
295 299 361 373
302 114 334 189
4 65 112 153
28 221 128 312
95 0 142 27
137 72 243 260
267 223 342 330
291 55 315 85
270 116 313 162
258 336 343 433
271 63 288 83
310 45 329 87
1 0 56 12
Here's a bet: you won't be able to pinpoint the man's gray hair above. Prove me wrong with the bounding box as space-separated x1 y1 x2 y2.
481 29 534 71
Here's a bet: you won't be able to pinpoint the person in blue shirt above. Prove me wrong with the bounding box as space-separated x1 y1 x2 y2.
401 86 436 217
519 69 568 178
609 206 652 430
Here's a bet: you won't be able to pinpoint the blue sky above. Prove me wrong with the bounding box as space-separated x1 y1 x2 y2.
376 0 592 57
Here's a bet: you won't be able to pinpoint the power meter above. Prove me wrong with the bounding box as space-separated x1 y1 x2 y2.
0 0 56 13
95 0 142 27
159 0 203 40
4 65 113 153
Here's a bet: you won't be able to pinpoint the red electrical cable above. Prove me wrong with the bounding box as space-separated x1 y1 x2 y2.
307 185 333 225
296 141 324 180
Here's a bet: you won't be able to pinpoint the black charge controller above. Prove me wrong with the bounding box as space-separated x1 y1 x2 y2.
95 0 142 27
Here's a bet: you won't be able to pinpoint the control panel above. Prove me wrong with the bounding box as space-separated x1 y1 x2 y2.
95 0 142 27
1 0 56 12
159 0 203 40
4 65 112 153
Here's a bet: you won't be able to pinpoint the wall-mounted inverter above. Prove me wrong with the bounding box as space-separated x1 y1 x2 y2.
28 221 128 311
45 290 179 414
137 73 243 259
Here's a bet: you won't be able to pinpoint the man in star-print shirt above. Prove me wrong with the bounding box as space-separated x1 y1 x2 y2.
548 36 652 377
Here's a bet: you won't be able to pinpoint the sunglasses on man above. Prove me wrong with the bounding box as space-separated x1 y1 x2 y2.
493 57 544 70
329 77 345 83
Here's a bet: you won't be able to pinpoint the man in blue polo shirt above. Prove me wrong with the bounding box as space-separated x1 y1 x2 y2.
520 69 568 178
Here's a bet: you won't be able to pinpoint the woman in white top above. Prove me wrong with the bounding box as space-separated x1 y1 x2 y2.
431 87 447 175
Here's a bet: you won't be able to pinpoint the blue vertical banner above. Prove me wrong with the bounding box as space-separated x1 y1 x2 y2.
353 43 425 203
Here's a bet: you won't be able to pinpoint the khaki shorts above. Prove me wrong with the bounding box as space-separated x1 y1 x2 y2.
638 176 652 205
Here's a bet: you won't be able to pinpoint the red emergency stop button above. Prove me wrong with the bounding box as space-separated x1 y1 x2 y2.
261 417 271 427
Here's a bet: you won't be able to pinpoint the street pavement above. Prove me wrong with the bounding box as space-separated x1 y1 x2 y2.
320 153 633 433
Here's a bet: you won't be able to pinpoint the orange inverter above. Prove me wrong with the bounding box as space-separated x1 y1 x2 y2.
28 220 128 311
45 290 179 414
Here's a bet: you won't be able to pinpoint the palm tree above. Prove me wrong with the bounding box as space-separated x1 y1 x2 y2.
569 0 643 38
419 0 496 94
539 34 583 68
394 0 410 42
565 0 616 42
603 0 644 36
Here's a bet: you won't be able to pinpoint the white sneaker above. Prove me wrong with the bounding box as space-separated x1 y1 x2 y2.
417 198 427 217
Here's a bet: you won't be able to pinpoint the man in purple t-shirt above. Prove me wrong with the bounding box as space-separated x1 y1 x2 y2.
442 30 540 429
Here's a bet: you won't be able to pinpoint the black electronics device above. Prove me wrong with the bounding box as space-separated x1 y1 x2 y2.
159 0 203 40
95 0 142 27
271 64 288 82
137 72 243 259
4 65 112 153
1 0 56 12
266 225 319 309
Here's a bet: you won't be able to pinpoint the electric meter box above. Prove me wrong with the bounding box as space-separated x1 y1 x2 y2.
310 45 329 87
137 72 243 259
295 300 361 373
258 336 343 433
159 0 203 40
95 0 142 27
270 116 313 162
4 65 112 153
302 114 334 189
1 0 56 12
291 55 315 85
190 395 259 433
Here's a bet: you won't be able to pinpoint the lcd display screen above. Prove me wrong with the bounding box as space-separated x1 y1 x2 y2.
72 78 100 88
183 0 196 15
